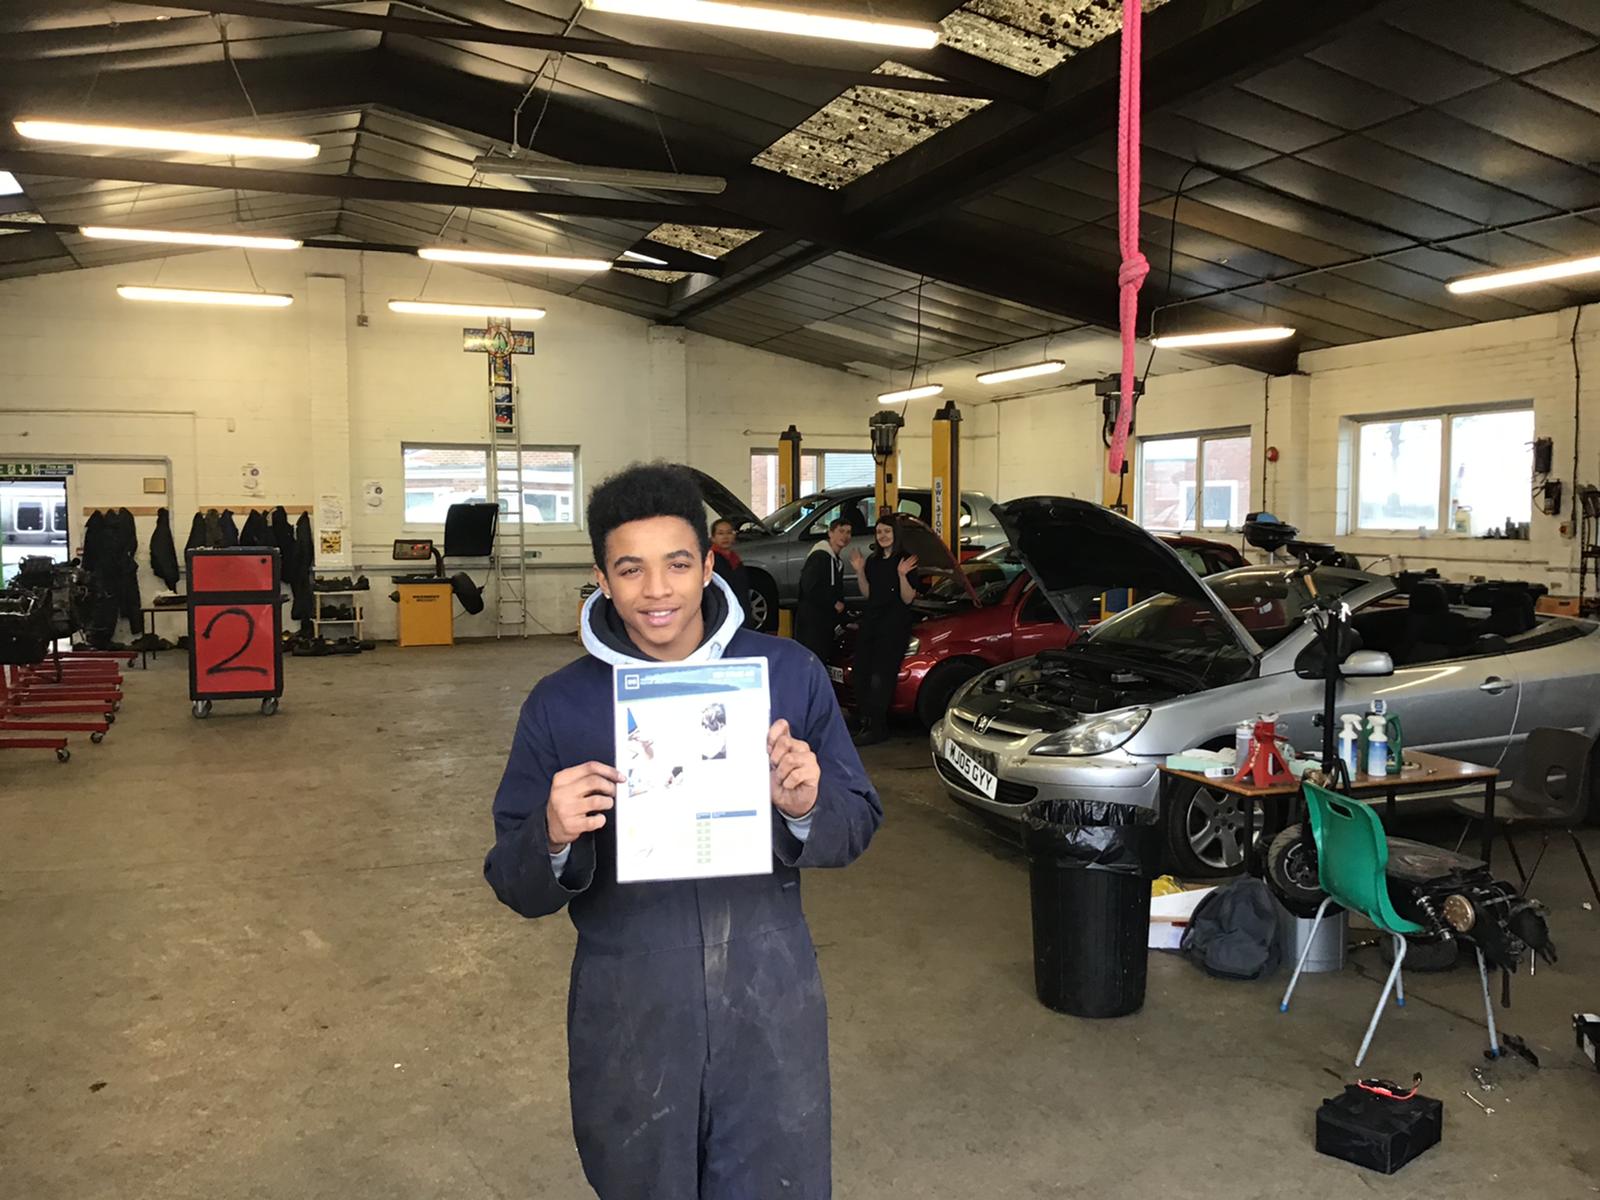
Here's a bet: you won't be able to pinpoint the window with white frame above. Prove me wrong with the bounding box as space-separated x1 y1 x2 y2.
1137 431 1253 532
403 444 580 526
1352 408 1532 534
748 449 874 516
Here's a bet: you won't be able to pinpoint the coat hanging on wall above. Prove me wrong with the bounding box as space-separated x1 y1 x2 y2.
150 507 180 590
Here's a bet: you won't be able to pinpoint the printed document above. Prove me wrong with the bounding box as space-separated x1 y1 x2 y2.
612 658 773 883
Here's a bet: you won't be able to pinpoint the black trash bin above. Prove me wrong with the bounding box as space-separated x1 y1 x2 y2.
1022 798 1161 1018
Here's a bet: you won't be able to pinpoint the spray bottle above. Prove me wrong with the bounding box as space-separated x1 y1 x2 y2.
1339 714 1363 778
1366 712 1389 779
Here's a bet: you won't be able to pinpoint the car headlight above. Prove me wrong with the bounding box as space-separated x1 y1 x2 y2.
903 637 921 656
1030 708 1150 757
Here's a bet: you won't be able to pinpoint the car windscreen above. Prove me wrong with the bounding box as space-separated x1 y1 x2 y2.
764 494 839 535
924 554 1023 606
1087 569 1366 680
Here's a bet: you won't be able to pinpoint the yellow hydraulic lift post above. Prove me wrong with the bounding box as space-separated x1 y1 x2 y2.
776 425 801 637
931 401 962 556
869 410 903 517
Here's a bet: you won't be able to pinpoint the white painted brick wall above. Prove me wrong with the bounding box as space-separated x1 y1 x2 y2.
0 249 992 638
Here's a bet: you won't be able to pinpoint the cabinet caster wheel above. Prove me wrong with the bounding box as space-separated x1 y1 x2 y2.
261 697 279 716
56 748 71 763
90 731 106 744
192 700 212 719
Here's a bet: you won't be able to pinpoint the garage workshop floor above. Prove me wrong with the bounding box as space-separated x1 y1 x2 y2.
3 640 1598 1199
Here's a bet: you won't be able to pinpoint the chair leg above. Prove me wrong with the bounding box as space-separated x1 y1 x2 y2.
1395 947 1406 1007
1568 829 1600 909
1502 829 1527 885
1521 832 1552 897
1356 935 1407 1068
1476 946 1500 1060
1280 896 1333 1014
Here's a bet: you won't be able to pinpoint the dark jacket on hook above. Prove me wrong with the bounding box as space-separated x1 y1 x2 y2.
185 511 208 556
151 508 181 590
219 509 239 548
238 509 273 549
291 513 315 622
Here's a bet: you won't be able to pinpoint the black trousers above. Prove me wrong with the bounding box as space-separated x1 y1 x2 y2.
853 609 911 732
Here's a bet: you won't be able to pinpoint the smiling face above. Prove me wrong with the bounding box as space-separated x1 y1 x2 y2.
597 515 714 661
874 520 896 552
827 523 853 553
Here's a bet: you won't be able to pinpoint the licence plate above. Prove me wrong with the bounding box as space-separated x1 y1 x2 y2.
827 666 845 684
943 739 998 799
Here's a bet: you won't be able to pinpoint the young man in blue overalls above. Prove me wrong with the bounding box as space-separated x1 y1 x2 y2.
485 462 882 1198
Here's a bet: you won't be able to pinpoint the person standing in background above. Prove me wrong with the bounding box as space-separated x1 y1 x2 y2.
709 518 756 628
795 517 852 661
848 514 921 746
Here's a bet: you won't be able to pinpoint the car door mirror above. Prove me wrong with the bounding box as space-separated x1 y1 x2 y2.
1342 649 1394 677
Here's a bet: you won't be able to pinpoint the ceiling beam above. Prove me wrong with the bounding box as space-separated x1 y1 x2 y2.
111 0 1029 104
0 149 757 226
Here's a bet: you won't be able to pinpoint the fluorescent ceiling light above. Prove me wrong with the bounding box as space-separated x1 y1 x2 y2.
877 384 944 404
417 247 612 272
621 250 670 266
116 285 293 307
0 171 20 196
1148 326 1295 349
472 156 726 194
977 360 1066 385
388 300 548 319
582 0 940 49
82 226 302 251
1446 254 1600 294
15 119 319 160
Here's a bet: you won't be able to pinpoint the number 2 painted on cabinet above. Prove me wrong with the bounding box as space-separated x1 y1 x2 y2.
202 607 268 676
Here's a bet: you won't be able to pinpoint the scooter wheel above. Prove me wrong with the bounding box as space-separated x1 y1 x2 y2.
90 731 106 744
56 748 71 763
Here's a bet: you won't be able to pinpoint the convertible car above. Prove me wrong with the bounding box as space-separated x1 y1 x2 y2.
827 536 1246 728
930 497 1600 877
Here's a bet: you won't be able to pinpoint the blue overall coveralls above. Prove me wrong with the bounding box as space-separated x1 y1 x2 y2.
484 574 882 1198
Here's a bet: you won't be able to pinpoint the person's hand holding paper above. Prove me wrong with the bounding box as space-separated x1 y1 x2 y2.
767 719 819 819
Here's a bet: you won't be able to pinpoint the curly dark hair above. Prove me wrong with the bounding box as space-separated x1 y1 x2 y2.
587 461 712 568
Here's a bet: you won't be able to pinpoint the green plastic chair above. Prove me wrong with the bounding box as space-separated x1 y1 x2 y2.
1279 781 1499 1067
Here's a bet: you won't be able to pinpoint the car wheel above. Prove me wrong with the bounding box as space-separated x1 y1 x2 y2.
1162 776 1254 878
915 659 986 729
1265 824 1326 916
746 571 779 633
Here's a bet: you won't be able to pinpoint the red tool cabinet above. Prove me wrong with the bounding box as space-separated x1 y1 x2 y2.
186 548 284 718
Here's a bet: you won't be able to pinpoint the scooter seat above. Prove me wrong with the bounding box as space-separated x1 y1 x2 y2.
1384 836 1485 886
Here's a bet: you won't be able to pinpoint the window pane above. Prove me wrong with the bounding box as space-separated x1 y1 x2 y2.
1358 418 1441 530
16 503 43 531
801 452 820 496
1140 437 1198 531
1449 410 1533 535
1200 436 1251 528
749 452 777 516
498 448 577 525
53 503 67 532
404 446 488 523
820 451 873 490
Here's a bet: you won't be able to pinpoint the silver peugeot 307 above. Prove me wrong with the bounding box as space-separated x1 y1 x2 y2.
930 497 1600 878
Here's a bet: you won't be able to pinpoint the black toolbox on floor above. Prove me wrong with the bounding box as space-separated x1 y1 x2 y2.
1316 1085 1442 1174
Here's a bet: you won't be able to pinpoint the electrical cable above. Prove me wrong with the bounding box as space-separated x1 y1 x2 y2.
900 274 926 421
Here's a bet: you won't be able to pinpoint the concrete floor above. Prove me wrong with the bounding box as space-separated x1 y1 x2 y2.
3 639 1598 1199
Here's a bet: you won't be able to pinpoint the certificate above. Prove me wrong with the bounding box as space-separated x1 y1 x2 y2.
612 658 773 884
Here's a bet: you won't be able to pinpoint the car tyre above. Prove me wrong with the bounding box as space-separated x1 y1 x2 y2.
1162 775 1256 878
747 571 779 633
915 659 986 729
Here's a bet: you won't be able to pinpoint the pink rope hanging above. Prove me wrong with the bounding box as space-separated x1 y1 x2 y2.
1107 0 1147 478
